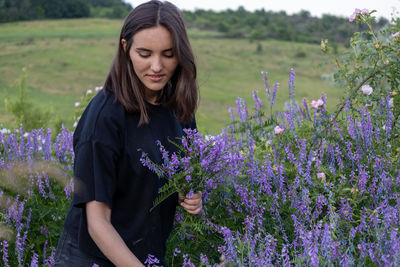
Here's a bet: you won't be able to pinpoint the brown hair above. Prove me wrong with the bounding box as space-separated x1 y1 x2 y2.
104 0 198 125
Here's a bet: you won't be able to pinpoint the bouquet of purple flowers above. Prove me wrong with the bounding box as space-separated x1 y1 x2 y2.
140 129 226 211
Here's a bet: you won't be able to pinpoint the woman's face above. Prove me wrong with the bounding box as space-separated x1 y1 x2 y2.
126 25 178 104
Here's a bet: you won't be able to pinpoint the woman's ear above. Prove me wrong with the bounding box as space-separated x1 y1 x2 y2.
121 39 127 52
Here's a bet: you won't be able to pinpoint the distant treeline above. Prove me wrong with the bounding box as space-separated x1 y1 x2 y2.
182 7 390 44
0 0 132 22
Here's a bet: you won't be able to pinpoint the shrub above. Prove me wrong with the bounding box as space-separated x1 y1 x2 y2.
4 68 51 132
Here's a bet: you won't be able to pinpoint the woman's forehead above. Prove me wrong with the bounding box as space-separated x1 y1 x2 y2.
132 26 174 49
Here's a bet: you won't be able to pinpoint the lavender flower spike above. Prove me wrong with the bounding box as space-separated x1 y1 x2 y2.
261 71 270 91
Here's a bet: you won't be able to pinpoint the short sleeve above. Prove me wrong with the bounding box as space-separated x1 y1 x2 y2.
71 92 124 209
72 140 118 208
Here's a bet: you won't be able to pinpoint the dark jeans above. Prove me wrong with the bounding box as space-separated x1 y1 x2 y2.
54 230 115 267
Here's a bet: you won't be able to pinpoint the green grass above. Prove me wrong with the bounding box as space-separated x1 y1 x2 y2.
0 18 341 134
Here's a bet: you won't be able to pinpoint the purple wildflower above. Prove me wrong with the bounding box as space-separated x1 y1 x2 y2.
303 98 311 120
16 231 28 266
288 68 296 107
200 253 209 265
182 254 195 267
186 189 194 199
252 90 263 110
44 128 52 161
144 254 160 266
269 82 279 107
30 252 39 267
281 244 291 267
44 246 56 267
236 97 248 122
358 167 368 192
228 107 235 122
173 248 181 257
40 226 49 235
2 241 9 267
261 71 270 91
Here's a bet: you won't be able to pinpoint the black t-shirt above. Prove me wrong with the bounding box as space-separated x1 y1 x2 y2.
63 89 196 264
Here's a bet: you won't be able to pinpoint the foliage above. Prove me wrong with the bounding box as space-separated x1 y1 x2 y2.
0 126 73 266
182 7 390 44
324 10 400 146
0 0 131 22
4 68 51 132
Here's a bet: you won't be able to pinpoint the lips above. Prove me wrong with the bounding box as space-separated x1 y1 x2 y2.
147 74 165 82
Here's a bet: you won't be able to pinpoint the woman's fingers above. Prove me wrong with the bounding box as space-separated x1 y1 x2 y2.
180 191 202 214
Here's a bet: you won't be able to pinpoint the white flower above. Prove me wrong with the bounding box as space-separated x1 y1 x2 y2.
73 121 78 128
361 85 373 95
95 86 103 91
311 99 324 109
23 132 30 138
0 128 11 135
274 126 284 135
389 98 394 108
204 134 214 142
86 89 93 95
74 102 80 107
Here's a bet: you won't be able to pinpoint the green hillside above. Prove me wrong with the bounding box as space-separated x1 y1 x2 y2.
0 18 340 134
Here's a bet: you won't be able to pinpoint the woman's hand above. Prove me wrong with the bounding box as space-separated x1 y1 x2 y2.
178 192 202 215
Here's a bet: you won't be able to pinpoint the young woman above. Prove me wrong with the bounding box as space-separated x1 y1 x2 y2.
55 1 202 266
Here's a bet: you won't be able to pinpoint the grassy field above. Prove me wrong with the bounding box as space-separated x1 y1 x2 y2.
0 18 342 134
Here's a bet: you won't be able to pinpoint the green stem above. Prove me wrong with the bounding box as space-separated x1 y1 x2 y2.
364 19 387 62
332 63 392 122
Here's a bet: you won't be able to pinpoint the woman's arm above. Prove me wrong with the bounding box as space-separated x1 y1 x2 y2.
86 201 144 267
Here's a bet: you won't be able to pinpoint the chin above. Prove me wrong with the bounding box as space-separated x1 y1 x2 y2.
147 86 165 92
145 83 167 92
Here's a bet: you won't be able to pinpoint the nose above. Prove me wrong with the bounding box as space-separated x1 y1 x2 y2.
150 56 162 73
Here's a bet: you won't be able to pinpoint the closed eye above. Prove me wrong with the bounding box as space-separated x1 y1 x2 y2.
164 52 174 58
138 52 151 58
136 48 151 58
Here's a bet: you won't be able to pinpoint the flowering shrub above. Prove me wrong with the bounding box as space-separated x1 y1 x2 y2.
160 10 400 266
0 8 398 267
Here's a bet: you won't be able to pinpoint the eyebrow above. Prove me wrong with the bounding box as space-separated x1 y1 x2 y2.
135 47 173 52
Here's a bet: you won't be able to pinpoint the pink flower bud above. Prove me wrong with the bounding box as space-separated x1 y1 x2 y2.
311 99 324 109
274 126 284 135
